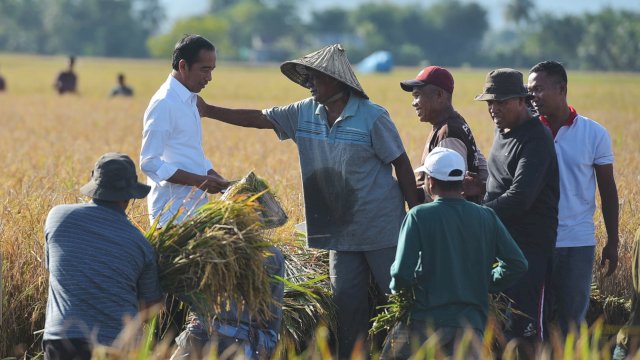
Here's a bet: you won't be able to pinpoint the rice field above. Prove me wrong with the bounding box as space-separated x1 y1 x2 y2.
1 53 639 358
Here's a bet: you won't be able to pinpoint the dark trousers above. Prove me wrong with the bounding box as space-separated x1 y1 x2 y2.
504 247 551 358
43 339 92 360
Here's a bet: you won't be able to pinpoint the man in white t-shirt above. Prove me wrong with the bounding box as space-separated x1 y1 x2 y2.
528 60 619 335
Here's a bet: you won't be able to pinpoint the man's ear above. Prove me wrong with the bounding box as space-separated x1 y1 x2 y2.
178 59 188 73
559 81 568 97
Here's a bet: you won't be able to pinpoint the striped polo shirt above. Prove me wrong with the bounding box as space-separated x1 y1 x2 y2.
263 95 407 251
43 200 162 345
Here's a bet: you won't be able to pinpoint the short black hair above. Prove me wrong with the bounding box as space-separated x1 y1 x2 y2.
172 34 215 71
430 177 463 193
529 60 567 84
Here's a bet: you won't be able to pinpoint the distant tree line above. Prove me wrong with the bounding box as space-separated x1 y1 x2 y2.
1 0 639 71
0 0 163 58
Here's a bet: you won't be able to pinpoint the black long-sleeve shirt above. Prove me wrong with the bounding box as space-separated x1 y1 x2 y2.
483 116 559 254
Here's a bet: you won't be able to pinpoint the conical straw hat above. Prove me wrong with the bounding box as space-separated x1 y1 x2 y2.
280 44 368 99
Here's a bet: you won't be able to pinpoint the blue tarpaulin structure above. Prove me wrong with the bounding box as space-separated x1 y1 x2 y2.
356 51 393 73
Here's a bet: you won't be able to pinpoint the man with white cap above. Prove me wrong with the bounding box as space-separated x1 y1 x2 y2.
399 66 488 203
42 153 163 360
198 44 420 358
381 147 527 359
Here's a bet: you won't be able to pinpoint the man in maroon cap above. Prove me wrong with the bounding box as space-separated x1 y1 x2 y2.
400 66 488 203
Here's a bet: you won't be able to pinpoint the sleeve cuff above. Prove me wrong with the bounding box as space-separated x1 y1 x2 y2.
155 163 179 182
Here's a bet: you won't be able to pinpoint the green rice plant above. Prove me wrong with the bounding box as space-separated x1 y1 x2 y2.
369 289 414 337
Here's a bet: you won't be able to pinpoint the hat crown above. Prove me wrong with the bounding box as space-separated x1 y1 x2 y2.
280 44 368 99
475 68 530 101
80 152 150 201
92 154 138 189
423 147 465 181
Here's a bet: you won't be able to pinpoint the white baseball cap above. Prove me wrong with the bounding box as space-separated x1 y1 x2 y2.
414 147 466 181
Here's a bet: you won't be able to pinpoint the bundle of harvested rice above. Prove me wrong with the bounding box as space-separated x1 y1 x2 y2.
146 198 275 320
369 289 414 336
277 243 337 353
369 291 512 337
221 171 288 229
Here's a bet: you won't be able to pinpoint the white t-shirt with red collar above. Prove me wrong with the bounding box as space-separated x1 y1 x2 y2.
540 107 614 248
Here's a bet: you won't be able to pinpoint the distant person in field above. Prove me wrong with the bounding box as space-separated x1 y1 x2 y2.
0 67 6 92
54 56 78 95
109 73 134 97
475 68 559 357
380 147 527 359
197 43 420 358
141 34 284 359
528 61 619 336
613 227 640 360
42 153 162 360
399 66 487 203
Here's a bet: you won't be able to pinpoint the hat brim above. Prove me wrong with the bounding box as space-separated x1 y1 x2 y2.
80 180 151 201
474 93 534 101
400 80 425 92
280 61 369 99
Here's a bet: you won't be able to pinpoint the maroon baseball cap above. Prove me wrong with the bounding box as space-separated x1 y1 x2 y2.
400 66 454 94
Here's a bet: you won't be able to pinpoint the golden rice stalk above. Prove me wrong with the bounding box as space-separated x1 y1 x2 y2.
277 244 337 354
145 198 275 321
221 171 288 229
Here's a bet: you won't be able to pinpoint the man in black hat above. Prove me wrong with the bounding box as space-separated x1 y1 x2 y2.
42 153 163 360
475 68 559 357
197 44 420 358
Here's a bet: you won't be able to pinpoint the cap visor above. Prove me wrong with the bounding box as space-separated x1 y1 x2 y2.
400 80 425 92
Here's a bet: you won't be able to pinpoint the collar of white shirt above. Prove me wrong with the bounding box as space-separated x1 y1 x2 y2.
168 75 197 105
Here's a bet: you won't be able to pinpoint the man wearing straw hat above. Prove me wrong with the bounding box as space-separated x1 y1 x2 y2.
42 153 163 360
198 44 420 357
475 69 559 357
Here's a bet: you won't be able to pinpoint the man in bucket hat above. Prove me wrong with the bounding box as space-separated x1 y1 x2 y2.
380 147 527 359
198 44 420 358
399 66 488 203
475 69 559 357
42 153 163 360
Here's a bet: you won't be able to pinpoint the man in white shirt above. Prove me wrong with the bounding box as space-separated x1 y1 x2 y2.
140 34 229 226
528 60 619 336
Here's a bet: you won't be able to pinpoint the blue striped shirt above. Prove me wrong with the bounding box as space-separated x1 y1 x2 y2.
43 200 162 345
263 95 407 251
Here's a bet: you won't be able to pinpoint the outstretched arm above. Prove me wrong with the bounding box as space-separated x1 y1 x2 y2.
595 163 619 276
197 96 274 129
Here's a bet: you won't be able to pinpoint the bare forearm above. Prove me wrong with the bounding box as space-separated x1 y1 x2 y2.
393 153 420 209
168 169 228 194
201 104 273 129
596 164 619 244
168 169 207 187
601 186 619 244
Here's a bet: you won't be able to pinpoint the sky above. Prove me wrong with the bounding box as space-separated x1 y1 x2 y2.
159 0 640 32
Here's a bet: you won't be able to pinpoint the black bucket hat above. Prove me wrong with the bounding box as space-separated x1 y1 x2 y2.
80 153 150 201
474 68 533 101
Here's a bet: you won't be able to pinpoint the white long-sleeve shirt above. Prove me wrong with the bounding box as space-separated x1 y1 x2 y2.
140 75 213 226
